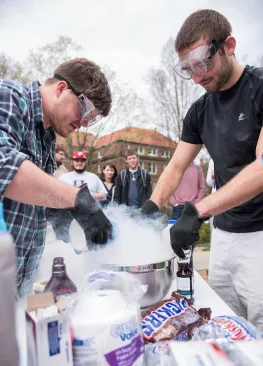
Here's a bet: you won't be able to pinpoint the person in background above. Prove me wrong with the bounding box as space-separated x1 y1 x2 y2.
60 151 107 202
100 164 118 206
169 161 205 220
115 150 152 208
53 145 68 179
0 57 112 296
206 158 216 232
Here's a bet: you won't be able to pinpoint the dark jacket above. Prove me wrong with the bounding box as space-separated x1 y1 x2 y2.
115 168 152 207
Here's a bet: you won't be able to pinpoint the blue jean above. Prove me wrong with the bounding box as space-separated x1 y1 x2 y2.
172 205 184 220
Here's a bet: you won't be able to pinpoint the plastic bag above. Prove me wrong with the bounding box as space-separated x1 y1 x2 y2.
144 341 173 366
192 315 259 341
86 269 148 303
64 270 146 366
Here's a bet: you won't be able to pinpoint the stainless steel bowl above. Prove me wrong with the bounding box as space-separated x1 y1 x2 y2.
101 258 175 308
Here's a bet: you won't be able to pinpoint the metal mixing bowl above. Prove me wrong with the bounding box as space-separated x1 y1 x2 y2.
101 258 175 308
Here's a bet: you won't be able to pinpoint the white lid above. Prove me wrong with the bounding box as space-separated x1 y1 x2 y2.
71 290 128 326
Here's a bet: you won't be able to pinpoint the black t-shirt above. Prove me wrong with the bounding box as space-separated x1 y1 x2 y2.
181 65 263 233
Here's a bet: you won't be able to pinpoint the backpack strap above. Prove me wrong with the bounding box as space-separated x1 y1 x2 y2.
111 186 116 203
121 169 147 188
141 169 147 188
120 170 127 186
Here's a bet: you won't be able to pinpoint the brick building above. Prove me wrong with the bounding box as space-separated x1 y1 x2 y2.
91 127 177 185
58 126 177 186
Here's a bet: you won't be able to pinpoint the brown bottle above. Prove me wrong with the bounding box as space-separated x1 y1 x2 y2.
177 260 194 305
44 257 77 302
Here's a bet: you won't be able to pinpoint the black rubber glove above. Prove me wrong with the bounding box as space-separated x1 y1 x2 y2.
46 186 113 249
45 208 73 243
71 186 113 248
141 200 160 217
170 202 210 258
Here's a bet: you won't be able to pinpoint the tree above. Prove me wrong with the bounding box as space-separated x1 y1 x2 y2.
101 66 151 131
0 53 31 83
145 37 202 142
27 35 82 81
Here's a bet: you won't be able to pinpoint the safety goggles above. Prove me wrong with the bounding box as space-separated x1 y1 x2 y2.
53 74 103 127
173 41 223 80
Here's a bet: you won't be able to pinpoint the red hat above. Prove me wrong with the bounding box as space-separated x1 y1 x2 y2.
72 151 87 160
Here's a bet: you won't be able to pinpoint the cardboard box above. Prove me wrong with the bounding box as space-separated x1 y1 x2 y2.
26 293 73 366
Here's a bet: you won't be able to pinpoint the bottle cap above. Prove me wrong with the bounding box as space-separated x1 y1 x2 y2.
0 202 7 232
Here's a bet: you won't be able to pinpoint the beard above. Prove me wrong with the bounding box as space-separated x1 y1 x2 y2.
215 54 233 91
72 165 87 174
56 161 63 167
203 55 233 93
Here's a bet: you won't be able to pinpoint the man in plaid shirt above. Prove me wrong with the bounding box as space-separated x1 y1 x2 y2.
0 58 113 296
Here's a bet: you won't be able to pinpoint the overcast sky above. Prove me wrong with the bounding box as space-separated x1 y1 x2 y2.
0 0 263 97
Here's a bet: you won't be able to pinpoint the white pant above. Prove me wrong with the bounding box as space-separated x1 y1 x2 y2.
209 228 263 329
209 217 214 234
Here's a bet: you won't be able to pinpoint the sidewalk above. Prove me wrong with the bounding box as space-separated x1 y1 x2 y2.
193 247 210 281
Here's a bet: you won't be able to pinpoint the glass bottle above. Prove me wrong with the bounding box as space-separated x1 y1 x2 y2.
177 260 194 305
44 257 77 301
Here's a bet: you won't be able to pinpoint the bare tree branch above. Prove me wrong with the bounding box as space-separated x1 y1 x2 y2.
0 53 31 82
145 37 202 142
27 36 83 81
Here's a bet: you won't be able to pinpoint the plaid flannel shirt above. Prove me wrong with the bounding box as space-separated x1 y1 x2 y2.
0 80 56 296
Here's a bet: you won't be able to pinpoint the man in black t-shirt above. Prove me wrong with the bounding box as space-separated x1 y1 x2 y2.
142 10 263 328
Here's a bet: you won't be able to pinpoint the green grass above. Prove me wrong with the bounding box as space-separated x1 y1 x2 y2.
197 222 211 249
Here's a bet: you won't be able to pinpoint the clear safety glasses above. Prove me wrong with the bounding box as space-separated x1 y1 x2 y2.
173 41 223 80
53 74 102 127
74 94 102 127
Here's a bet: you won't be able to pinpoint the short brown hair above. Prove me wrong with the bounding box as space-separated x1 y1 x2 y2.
46 58 112 117
175 10 232 52
125 150 138 159
55 144 65 153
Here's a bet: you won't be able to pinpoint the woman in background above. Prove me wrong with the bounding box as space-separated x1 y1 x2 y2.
100 164 118 206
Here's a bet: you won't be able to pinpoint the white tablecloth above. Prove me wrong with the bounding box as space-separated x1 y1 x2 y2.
17 271 234 366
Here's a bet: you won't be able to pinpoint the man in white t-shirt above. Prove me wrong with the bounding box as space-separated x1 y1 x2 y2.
60 151 107 201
